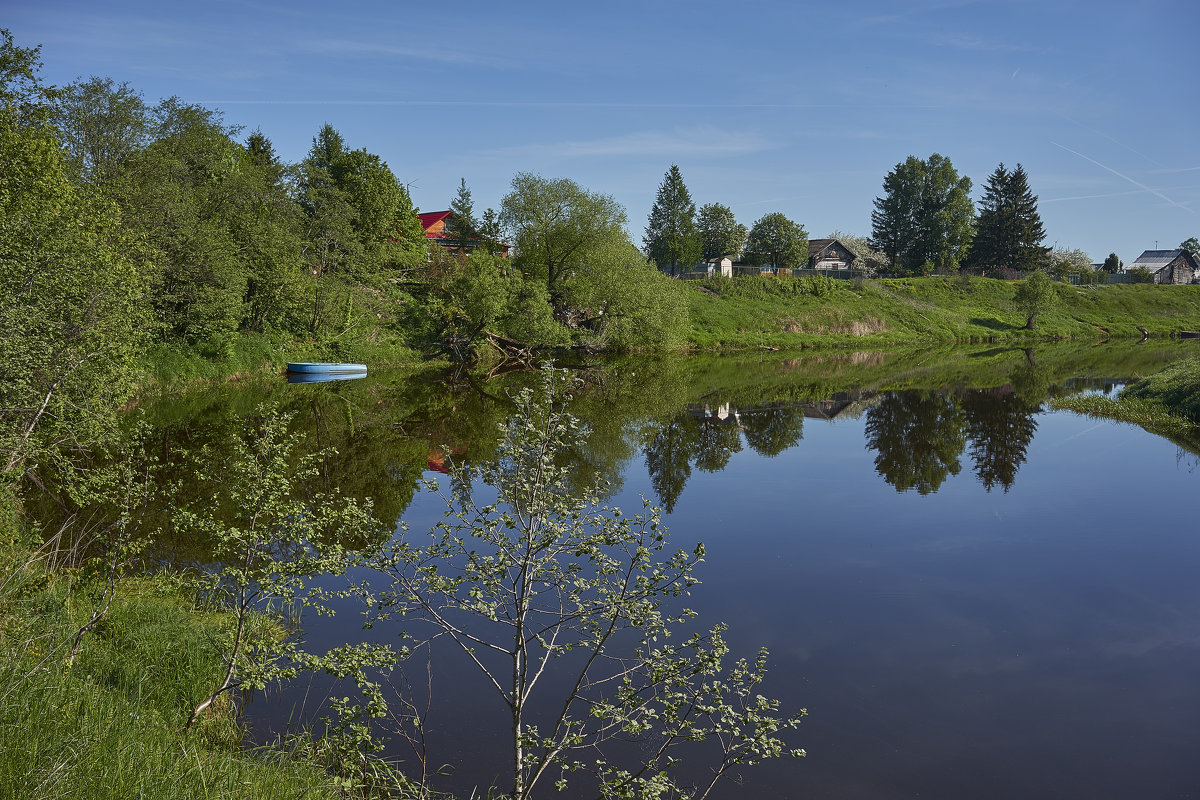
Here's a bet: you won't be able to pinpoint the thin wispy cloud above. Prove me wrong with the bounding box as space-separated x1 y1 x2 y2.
1050 142 1194 214
481 128 775 159
1149 166 1200 174
926 33 1043 53
300 38 503 67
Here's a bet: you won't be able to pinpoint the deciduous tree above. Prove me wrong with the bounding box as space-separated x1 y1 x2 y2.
697 202 747 261
1102 252 1123 273
871 154 974 275
745 212 808 269
643 165 701 275
498 172 628 307
1012 270 1058 330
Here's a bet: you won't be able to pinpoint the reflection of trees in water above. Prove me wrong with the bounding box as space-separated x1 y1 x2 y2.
865 388 1042 494
864 391 965 495
740 404 805 457
962 390 1039 492
642 402 805 511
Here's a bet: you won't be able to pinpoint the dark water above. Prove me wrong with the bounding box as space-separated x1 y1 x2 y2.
119 343 1200 798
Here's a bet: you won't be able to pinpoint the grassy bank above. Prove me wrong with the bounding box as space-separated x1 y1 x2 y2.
0 524 347 800
136 331 426 395
1051 359 1200 436
685 275 1200 350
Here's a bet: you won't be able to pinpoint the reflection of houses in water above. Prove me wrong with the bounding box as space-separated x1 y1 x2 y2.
686 402 740 425
687 389 880 427
800 390 880 421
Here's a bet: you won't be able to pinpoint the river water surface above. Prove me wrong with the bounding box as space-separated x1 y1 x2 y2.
134 342 1200 799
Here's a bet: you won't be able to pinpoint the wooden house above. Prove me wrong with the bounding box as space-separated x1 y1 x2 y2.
1123 249 1197 284
417 210 510 256
807 239 857 271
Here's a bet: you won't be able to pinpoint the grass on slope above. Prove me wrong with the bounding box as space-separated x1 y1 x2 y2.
685 275 1200 350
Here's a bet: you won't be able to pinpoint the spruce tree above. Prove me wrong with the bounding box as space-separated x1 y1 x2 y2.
445 177 478 251
969 163 1048 273
643 165 701 275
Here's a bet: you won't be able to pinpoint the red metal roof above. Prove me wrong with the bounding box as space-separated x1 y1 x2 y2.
418 210 452 237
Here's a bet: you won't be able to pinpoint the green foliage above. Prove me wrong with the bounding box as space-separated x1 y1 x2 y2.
1102 252 1123 273
745 212 808 268
565 243 691 351
174 409 388 731
498 172 629 304
643 164 701 275
1126 266 1156 283
1181 238 1199 259
871 153 974 275
968 163 1049 273
363 370 804 799
1012 270 1058 330
697 202 748 261
0 49 146 478
53 75 150 184
444 177 478 250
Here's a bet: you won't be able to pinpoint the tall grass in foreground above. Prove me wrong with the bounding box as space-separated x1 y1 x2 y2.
0 552 341 800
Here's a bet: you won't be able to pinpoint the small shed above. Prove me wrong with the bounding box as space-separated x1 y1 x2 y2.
700 257 734 278
1123 249 1197 284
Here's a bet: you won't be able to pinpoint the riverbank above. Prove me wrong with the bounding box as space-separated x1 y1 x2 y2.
685 276 1200 350
0 528 347 800
1051 358 1200 437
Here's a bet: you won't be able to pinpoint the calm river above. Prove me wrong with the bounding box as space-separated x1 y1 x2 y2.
137 342 1200 799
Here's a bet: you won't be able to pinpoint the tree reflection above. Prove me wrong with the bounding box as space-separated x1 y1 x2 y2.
740 404 805 457
865 391 965 494
962 390 1038 492
644 418 694 513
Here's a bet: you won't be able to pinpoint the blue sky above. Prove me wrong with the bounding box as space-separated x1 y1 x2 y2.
7 0 1199 263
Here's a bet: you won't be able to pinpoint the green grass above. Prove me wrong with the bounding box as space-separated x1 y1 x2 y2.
0 550 344 800
685 275 1200 350
1052 359 1200 435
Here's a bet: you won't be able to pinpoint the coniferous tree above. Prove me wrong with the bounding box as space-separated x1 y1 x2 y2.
445 177 478 251
697 202 747 261
643 165 701 275
968 163 1048 273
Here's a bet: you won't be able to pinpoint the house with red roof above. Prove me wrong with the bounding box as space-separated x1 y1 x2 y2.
417 210 510 256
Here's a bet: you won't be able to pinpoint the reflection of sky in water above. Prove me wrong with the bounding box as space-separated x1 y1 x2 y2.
257 402 1200 800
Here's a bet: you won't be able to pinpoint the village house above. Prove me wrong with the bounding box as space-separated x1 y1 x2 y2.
417 210 510 256
807 239 857 271
1123 249 1197 284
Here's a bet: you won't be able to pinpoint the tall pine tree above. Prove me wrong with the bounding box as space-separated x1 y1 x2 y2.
445 177 479 251
643 165 701 275
968 163 1048 273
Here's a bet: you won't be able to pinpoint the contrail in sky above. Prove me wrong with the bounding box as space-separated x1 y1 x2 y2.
1050 142 1193 213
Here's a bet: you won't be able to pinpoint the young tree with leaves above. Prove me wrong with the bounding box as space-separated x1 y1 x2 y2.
871 154 974 275
968 163 1049 273
745 212 808 269
1102 252 1123 273
1013 270 1058 330
697 202 748 261
1180 237 1199 259
643 165 701 275
363 370 805 800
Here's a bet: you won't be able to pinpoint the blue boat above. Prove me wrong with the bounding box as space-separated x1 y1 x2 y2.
286 362 367 374
287 371 367 384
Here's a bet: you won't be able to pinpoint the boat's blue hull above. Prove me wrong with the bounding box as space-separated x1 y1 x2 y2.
286 362 367 374
287 371 367 384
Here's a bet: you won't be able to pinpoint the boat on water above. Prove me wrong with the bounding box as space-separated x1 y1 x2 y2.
287 371 367 384
286 362 367 374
